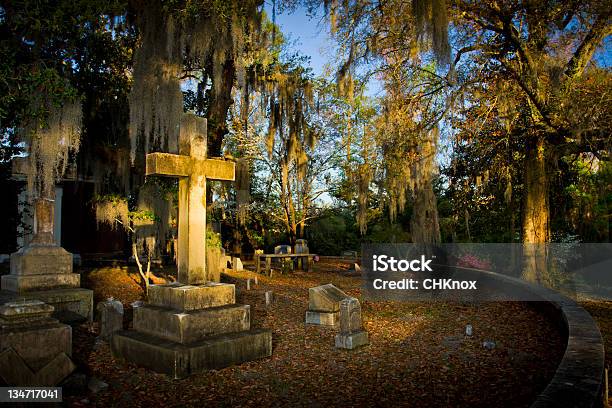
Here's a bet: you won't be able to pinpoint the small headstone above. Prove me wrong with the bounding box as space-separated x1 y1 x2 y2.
482 340 496 350
305 284 348 327
465 324 473 336
335 297 369 349
232 257 244 271
96 298 123 341
274 245 292 255
265 291 273 307
130 300 144 308
72 254 82 267
246 279 251 291
295 239 309 254
0 254 9 264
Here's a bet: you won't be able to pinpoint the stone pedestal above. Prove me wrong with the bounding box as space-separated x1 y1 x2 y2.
305 284 348 327
111 282 272 379
1 197 93 322
0 244 93 322
0 300 75 386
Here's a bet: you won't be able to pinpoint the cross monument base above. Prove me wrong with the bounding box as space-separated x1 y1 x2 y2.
111 282 272 378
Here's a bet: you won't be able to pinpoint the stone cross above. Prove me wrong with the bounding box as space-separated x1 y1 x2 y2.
145 113 235 284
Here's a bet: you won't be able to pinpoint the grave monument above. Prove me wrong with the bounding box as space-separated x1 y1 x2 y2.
305 283 348 327
111 114 272 378
0 190 93 322
0 299 75 385
335 297 369 349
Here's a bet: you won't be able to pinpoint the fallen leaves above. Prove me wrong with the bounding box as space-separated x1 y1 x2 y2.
67 261 568 407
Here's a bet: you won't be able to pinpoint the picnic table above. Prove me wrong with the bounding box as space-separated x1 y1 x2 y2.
255 253 317 276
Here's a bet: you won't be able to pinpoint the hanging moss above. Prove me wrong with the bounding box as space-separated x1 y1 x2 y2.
128 1 263 162
22 99 82 201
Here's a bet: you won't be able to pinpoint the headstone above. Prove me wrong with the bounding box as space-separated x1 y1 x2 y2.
111 114 272 379
96 298 124 341
335 297 369 349
305 283 348 327
265 291 273 307
232 257 244 271
274 245 292 255
0 192 93 322
295 239 309 254
246 279 251 291
482 340 496 350
0 300 75 385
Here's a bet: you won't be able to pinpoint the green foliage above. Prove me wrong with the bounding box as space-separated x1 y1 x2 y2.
206 230 222 249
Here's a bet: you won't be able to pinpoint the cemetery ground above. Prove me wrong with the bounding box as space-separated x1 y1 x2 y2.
22 259 607 407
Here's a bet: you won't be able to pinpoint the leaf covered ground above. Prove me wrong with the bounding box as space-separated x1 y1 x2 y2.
67 261 569 407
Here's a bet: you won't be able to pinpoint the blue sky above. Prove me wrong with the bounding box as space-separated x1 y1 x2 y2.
264 3 332 78
267 3 611 75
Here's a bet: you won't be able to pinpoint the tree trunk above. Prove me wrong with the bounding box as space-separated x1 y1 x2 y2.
410 132 441 244
521 135 550 283
206 58 235 158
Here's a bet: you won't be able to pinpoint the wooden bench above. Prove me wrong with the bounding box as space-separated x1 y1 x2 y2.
255 253 316 276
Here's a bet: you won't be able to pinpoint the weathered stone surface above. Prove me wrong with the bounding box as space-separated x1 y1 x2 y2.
308 284 348 313
305 310 339 327
148 282 235 311
265 291 273 307
335 331 369 350
114 114 272 379
111 328 272 379
0 288 94 322
232 257 244 271
1 273 80 293
0 322 72 370
146 114 235 284
133 304 250 344
274 245 292 254
0 348 75 386
339 297 362 334
9 245 73 276
0 300 54 328
206 247 222 283
97 298 124 341
295 240 309 254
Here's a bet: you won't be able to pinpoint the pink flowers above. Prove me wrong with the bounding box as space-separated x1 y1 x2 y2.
456 254 492 270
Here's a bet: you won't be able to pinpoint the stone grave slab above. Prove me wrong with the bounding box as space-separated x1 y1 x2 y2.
305 283 348 327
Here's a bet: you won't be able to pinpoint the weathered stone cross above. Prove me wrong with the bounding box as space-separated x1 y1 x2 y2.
146 113 235 284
